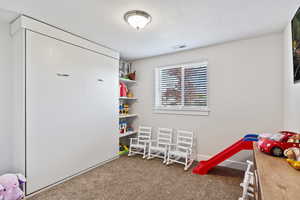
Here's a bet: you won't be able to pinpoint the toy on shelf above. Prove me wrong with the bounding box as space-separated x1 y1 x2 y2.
120 82 128 97
193 134 258 175
127 90 134 98
127 125 134 132
119 104 124 114
119 120 128 134
0 173 26 200
284 147 300 170
258 131 300 157
119 104 129 115
128 71 136 80
119 144 129 155
124 104 129 114
119 60 132 79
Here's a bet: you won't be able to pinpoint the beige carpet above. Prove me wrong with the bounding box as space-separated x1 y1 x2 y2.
28 156 243 200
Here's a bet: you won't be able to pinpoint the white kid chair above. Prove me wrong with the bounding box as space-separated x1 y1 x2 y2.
148 128 173 163
128 126 152 158
166 130 194 170
239 160 255 200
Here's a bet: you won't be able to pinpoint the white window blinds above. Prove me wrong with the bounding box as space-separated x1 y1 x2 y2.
155 62 208 110
183 66 208 107
160 67 182 106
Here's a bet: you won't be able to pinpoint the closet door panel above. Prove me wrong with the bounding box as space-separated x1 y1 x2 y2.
26 30 118 194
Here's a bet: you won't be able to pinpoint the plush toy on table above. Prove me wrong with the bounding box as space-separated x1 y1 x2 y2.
0 174 26 200
284 147 300 170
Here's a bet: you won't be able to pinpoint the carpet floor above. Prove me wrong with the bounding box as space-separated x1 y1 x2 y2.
28 156 243 200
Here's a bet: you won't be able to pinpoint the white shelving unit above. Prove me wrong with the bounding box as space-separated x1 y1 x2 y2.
119 114 138 119
119 130 138 138
119 74 138 140
119 97 137 100
120 78 136 84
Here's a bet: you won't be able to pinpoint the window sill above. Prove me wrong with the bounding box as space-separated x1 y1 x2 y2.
153 107 210 116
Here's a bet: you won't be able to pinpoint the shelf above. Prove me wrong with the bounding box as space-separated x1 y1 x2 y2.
119 130 138 138
119 78 136 84
119 114 138 119
119 97 137 100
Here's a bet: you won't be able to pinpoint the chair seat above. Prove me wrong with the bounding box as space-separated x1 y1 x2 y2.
149 145 166 152
131 143 147 149
169 150 188 157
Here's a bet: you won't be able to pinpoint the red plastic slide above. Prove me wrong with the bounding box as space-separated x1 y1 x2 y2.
193 135 257 175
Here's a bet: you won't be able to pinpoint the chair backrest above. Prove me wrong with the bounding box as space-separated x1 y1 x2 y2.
176 130 194 153
138 126 152 144
243 160 253 183
241 171 253 200
245 160 253 174
241 177 249 199
157 128 173 146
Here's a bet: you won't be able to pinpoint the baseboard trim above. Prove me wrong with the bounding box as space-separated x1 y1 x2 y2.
196 154 246 171
26 155 119 197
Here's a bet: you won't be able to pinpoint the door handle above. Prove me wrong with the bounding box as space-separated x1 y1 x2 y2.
56 73 70 77
97 79 104 82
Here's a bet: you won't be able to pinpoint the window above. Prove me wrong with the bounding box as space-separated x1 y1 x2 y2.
154 62 209 115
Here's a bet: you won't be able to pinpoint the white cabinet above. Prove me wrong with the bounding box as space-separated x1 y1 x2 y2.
11 16 119 195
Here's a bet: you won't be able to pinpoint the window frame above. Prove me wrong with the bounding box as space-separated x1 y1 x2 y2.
154 61 209 116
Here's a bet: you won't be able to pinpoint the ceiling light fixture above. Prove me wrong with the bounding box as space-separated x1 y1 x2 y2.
124 10 152 30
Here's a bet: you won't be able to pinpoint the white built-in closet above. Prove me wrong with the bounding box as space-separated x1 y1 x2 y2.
11 16 119 195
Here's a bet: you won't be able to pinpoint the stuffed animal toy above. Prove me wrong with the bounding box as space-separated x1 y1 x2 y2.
0 174 26 200
284 147 300 161
284 148 300 170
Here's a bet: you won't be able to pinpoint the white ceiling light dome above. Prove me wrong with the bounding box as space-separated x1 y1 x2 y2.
124 10 152 30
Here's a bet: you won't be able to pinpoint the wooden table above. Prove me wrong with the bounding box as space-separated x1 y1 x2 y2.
253 143 300 200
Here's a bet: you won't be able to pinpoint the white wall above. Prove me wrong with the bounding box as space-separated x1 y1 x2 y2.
132 33 284 169
0 20 12 174
283 24 300 132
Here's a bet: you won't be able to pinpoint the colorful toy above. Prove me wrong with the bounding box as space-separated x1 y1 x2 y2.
119 82 128 97
284 147 300 160
0 173 26 200
127 125 134 132
119 120 128 133
284 147 300 170
286 159 300 170
118 144 129 155
119 104 124 114
128 71 136 80
124 104 129 114
127 90 134 98
258 131 300 157
193 134 258 175
119 104 129 115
